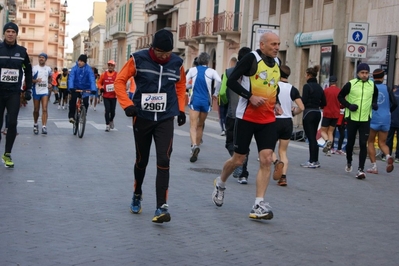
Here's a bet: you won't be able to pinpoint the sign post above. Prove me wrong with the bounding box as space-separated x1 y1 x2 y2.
345 22 369 59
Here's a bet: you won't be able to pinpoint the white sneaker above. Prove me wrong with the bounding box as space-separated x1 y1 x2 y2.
57 105 61 110
249 201 273 220
105 125 110 132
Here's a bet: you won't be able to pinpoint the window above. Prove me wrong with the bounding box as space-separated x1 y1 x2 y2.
196 0 200 20
269 0 276 15
128 3 132 23
281 0 290 14
253 0 260 20
305 0 313 8
30 0 36 8
214 0 219 15
23 13 27 19
234 0 240 30
127 44 131 60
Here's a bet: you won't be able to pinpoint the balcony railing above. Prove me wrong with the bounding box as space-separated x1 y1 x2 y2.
191 17 214 38
136 34 153 50
179 22 191 41
110 22 127 39
213 11 241 33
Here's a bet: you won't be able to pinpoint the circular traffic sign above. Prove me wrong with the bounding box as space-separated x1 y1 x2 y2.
358 46 366 53
352 31 363 42
348 45 355 53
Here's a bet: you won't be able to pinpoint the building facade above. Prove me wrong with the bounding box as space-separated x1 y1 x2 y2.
5 0 70 68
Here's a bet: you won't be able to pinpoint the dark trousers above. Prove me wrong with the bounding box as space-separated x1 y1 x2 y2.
103 97 117 125
68 91 89 119
386 126 399 158
333 124 346 150
225 116 248 173
0 91 20 154
303 110 321 163
345 119 370 170
133 117 174 209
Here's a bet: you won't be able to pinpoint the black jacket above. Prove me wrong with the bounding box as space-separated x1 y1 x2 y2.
0 41 32 92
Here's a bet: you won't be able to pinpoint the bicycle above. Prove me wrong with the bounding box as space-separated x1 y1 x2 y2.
72 90 89 138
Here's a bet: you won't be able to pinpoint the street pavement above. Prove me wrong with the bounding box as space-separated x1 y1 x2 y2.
1 99 398 266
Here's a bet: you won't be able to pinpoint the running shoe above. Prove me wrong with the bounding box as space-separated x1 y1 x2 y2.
109 121 114 129
130 194 142 214
273 160 284 180
322 140 332 153
277 177 287 186
232 166 243 178
53 100 59 104
105 125 110 132
386 156 394 173
395 158 399 164
190 145 200 162
69 117 75 124
212 178 225 207
356 169 366 180
220 130 225 136
366 166 378 174
152 204 171 223
301 161 316 168
345 163 353 172
249 201 274 220
313 161 321 168
42 126 47 135
33 125 39 135
237 177 248 184
58 105 61 110
2 153 14 168
335 150 346 155
325 150 332 156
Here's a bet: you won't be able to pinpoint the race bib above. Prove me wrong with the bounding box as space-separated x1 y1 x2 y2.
141 93 167 112
60 81 67 87
105 84 114 92
36 81 48 95
1 68 19 83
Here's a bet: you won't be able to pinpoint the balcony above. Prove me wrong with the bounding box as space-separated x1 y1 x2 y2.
145 0 173 14
136 34 153 50
18 4 46 12
50 8 60 16
191 17 217 44
110 23 126 39
18 19 45 26
21 34 44 41
213 11 241 43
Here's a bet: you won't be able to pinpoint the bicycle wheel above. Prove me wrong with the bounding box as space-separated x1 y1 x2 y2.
73 109 79 135
78 106 86 138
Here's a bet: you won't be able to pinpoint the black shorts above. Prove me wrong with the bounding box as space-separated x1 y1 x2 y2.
321 117 338 127
275 118 293 140
234 118 277 154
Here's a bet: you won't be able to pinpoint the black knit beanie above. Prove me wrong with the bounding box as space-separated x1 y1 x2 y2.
3 22 19 34
78 54 88 64
357 63 370 73
152 29 173 51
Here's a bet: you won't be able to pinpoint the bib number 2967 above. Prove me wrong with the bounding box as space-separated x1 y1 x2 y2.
141 93 167 112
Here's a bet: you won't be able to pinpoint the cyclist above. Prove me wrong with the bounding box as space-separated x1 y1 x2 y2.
68 54 97 123
97 60 118 131
32 53 52 135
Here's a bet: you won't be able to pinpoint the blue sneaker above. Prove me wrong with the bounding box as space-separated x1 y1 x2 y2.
130 194 142 214
152 204 171 223
232 166 243 178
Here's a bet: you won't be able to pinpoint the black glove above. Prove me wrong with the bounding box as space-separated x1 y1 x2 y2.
372 103 378 111
348 104 358 111
177 111 186 126
24 90 32 101
124 105 137 117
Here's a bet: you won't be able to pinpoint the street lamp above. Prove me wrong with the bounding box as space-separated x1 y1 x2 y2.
63 0 68 7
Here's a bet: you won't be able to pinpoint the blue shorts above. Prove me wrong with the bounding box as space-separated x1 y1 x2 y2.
189 104 211 113
33 90 48 101
370 123 390 132
52 86 59 92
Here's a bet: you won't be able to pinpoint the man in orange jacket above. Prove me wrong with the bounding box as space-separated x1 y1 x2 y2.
114 29 186 224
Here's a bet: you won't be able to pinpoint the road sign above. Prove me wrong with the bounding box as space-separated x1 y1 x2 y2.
345 43 368 58
347 22 369 44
